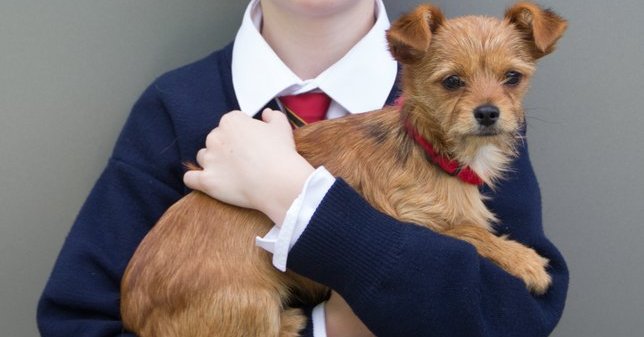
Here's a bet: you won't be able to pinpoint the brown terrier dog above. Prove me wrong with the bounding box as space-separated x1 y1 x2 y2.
121 2 567 337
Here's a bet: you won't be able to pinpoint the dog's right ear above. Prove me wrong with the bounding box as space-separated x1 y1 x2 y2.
386 4 445 64
505 2 567 59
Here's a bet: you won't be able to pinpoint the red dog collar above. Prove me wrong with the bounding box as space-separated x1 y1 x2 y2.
396 98 484 186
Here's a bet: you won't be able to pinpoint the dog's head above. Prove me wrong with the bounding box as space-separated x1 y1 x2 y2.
387 2 566 179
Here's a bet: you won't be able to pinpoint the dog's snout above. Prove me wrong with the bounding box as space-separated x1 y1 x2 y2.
474 105 500 127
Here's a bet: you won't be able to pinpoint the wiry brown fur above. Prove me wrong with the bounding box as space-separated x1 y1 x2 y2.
121 2 567 336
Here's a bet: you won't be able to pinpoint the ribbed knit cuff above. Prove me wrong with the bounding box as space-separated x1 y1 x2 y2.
287 178 405 305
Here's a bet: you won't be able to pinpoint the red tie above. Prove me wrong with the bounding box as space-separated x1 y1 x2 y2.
278 92 331 128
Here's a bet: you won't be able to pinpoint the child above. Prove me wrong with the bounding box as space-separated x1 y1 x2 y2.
38 1 568 336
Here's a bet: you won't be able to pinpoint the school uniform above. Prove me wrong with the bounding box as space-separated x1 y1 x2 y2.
37 1 568 336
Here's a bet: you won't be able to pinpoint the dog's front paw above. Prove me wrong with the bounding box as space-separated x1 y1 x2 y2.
485 235 552 295
518 250 551 295
503 242 552 295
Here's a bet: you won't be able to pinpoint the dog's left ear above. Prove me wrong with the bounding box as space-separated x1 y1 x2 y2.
386 4 445 64
505 2 567 59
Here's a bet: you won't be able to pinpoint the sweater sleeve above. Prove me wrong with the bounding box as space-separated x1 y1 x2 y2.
287 139 569 337
37 83 185 337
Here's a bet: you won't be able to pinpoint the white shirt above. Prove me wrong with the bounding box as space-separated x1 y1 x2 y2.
231 1 396 335
232 0 397 118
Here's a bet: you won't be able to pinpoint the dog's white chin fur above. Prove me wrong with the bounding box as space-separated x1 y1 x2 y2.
468 144 509 185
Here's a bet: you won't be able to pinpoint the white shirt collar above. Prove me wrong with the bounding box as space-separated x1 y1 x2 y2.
232 0 398 117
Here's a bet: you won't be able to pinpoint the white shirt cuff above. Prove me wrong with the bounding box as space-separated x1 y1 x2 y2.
312 301 328 337
255 166 336 271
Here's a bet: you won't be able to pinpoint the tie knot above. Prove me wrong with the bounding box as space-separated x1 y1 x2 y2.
279 92 331 128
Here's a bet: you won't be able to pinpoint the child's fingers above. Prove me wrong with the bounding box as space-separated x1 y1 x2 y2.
183 170 203 191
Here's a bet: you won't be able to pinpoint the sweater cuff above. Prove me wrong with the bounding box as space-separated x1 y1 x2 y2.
286 178 405 300
255 166 336 271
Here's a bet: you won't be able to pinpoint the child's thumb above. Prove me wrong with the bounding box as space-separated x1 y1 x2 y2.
261 108 291 130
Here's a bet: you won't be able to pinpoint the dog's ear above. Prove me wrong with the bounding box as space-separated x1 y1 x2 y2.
386 4 445 64
505 2 567 59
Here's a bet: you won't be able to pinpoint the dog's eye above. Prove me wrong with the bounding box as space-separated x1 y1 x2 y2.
442 75 465 91
504 71 523 86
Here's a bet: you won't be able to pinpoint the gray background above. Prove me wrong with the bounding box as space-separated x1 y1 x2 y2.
1 0 642 336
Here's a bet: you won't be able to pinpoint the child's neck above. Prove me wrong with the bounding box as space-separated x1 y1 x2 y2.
260 0 376 80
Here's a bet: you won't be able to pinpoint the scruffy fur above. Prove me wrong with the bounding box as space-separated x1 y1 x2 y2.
121 3 567 336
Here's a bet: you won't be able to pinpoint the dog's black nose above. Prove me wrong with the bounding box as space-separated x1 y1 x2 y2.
474 105 500 127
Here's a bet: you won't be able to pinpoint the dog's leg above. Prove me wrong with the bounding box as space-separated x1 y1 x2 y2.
442 225 551 294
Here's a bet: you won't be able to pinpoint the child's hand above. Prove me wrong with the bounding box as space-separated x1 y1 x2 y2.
184 109 314 224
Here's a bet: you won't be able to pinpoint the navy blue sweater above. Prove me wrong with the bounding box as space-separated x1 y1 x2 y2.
38 42 568 337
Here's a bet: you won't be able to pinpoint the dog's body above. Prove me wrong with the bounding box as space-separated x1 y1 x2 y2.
121 3 566 337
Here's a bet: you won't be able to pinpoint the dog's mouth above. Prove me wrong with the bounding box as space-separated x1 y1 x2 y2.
474 126 503 137
465 126 520 144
